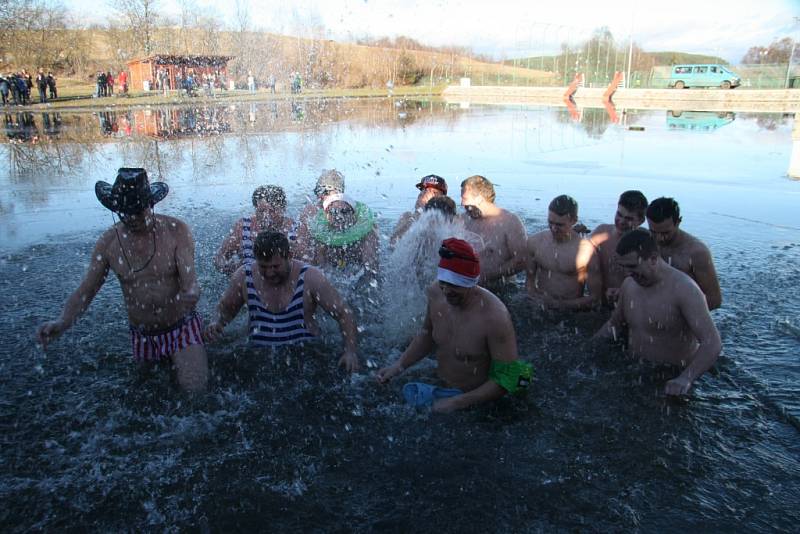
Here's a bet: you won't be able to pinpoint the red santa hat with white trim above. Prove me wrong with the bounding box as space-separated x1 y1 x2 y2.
437 238 480 287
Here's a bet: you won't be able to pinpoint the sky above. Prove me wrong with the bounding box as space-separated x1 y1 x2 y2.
66 0 800 63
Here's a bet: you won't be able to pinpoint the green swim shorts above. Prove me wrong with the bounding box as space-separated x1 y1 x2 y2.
489 359 533 396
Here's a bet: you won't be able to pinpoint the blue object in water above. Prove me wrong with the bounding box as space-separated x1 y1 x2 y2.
402 382 463 407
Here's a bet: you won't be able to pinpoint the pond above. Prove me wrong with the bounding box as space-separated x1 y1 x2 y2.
1 98 798 530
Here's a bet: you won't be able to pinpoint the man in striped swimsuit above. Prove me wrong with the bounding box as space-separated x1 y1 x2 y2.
36 168 208 391
205 231 360 372
214 185 297 275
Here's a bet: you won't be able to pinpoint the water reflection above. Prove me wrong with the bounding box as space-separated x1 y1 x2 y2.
667 110 736 131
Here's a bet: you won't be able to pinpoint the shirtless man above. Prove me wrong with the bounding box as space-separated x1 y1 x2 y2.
526 195 601 311
376 238 532 413
214 185 296 275
646 197 721 310
592 229 722 395
390 174 448 245
205 231 359 372
36 168 208 391
589 190 648 304
460 175 527 286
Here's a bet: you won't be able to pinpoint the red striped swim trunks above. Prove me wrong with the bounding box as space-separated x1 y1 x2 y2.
129 312 204 362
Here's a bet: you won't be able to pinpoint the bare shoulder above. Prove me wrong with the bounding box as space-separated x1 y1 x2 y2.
97 226 119 253
230 264 247 284
300 263 328 288
158 214 190 236
667 265 706 300
686 233 713 259
589 223 615 245
527 229 549 250
475 287 512 322
499 208 525 228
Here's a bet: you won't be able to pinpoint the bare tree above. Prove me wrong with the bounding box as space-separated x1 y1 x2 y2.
111 0 160 56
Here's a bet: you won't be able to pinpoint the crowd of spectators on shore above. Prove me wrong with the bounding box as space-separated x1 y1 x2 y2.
0 69 57 106
95 70 128 97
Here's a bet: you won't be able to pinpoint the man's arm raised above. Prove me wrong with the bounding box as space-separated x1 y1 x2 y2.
306 267 360 372
665 281 722 396
37 236 110 349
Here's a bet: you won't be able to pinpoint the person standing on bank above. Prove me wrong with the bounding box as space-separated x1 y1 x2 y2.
36 168 209 391
35 69 47 104
46 72 57 100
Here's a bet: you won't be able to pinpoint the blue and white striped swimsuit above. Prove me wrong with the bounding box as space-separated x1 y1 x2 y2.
245 263 314 346
240 217 256 264
241 217 298 265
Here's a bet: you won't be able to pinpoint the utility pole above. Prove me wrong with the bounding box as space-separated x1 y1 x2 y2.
785 16 800 89
625 4 635 88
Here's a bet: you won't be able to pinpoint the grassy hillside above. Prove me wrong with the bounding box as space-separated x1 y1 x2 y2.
10 28 554 89
506 51 728 70
648 51 728 66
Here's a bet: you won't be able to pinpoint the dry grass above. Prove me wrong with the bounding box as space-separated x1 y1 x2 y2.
14 83 448 112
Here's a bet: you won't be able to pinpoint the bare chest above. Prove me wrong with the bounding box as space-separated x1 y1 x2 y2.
536 239 581 274
251 278 302 314
466 220 507 257
108 233 177 285
430 304 487 356
659 247 693 275
622 290 684 333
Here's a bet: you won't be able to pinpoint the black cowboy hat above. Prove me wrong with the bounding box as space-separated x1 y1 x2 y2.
95 168 168 215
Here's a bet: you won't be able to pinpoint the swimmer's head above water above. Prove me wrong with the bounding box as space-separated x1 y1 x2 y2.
95 167 167 232
254 230 292 286
437 238 480 304
615 228 660 286
460 175 495 219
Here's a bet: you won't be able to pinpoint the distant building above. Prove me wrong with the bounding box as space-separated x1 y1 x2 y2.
126 55 234 92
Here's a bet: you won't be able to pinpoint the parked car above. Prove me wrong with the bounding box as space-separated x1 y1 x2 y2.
666 110 735 131
668 64 741 89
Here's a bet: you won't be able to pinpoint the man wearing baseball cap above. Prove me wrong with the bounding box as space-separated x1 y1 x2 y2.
36 168 208 391
377 238 532 413
389 174 449 245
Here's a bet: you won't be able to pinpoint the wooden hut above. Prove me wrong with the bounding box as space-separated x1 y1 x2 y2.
126 55 234 92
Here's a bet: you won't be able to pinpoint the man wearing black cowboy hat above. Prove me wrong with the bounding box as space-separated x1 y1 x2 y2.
389 174 449 246
36 168 208 391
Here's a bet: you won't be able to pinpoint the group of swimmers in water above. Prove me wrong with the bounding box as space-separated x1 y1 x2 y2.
36 166 722 412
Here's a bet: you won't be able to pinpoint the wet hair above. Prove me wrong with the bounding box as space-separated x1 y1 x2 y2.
616 228 658 258
252 185 286 209
548 194 578 219
253 230 290 260
424 195 457 218
646 197 680 224
460 175 496 203
618 190 648 218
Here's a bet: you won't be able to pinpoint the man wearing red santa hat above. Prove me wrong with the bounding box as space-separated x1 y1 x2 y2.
376 238 532 413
